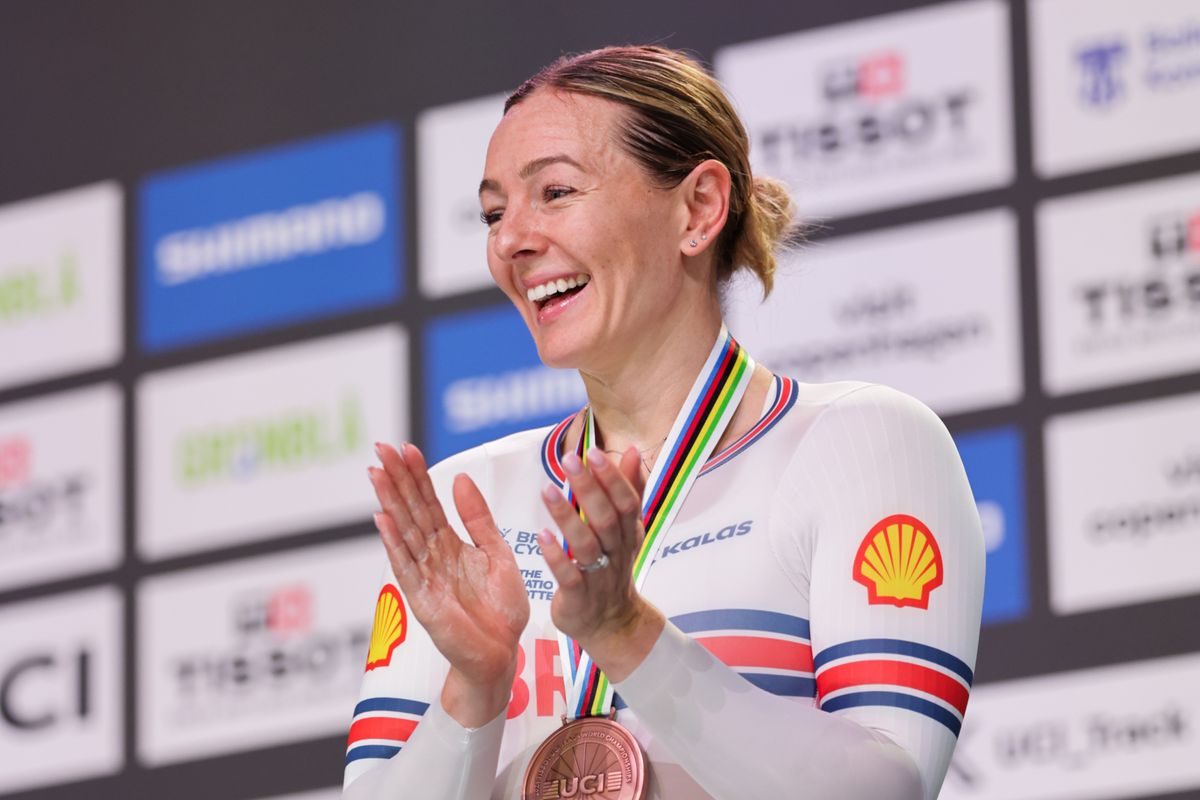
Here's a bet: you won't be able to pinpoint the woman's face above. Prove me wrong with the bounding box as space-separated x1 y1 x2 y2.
479 89 690 370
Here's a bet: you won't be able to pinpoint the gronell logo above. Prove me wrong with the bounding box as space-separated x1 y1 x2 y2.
0 252 81 327
1148 210 1200 262
0 436 30 489
175 393 364 487
154 192 385 287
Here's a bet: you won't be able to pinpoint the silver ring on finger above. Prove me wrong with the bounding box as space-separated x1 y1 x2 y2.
573 552 611 573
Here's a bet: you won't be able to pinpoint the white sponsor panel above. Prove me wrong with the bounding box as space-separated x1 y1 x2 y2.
1045 391 1200 614
715 0 1013 219
417 92 506 298
1031 0 1200 177
1038 171 1200 394
0 587 123 795
0 384 122 590
942 652 1200 800
724 209 1022 415
138 325 407 559
138 537 380 765
0 182 122 390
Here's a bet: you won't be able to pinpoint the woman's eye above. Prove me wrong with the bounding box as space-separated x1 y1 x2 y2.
479 209 503 226
544 186 574 202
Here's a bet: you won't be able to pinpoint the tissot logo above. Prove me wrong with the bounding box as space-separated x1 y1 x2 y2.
1039 173 1200 393
139 538 379 765
139 124 402 351
716 0 1011 217
0 588 122 795
0 251 81 325
0 385 121 591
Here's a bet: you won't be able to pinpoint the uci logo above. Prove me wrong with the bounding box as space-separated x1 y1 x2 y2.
1 650 90 731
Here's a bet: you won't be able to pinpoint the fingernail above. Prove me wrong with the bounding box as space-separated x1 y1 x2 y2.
587 448 609 471
542 484 562 504
397 443 409 462
372 512 385 531
562 452 583 476
374 442 384 459
537 529 555 547
366 466 376 480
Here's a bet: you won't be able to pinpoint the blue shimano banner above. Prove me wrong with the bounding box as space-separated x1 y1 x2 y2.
139 124 402 351
424 305 586 462
955 426 1028 625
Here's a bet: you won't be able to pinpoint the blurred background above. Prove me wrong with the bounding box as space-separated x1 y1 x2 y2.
1 0 1199 798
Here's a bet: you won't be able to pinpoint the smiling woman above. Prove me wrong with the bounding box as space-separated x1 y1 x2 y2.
346 45 984 800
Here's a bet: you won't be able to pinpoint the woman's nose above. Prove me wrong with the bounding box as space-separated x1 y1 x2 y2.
492 201 547 263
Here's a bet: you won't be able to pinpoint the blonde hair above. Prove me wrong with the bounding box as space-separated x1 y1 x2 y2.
506 45 795 296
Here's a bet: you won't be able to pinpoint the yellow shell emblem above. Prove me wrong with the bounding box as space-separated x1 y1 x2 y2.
853 514 943 609
366 585 407 671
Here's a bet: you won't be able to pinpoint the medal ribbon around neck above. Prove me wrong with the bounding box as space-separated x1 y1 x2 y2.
557 324 754 719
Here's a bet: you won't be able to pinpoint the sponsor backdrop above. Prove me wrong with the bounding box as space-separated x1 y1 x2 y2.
1 0 1198 798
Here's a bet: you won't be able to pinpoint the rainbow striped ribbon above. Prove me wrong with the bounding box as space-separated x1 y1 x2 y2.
557 324 754 718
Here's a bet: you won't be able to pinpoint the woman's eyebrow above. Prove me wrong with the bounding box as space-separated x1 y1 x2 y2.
478 154 585 196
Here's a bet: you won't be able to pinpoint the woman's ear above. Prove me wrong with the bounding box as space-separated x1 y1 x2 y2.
678 159 732 257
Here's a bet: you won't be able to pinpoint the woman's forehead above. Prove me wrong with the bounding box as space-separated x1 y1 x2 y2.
484 90 624 177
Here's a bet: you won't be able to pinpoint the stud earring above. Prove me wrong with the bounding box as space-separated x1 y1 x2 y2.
689 239 698 247
701 233 708 240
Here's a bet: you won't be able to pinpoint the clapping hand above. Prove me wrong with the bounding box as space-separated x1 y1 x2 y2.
368 442 530 726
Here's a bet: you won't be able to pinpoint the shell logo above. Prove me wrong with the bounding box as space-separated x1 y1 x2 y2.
853 514 943 609
365 585 407 671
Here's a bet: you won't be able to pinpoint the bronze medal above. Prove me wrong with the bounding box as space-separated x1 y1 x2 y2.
522 716 647 800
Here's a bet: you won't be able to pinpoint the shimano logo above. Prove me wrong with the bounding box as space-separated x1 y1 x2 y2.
154 192 385 286
443 367 585 434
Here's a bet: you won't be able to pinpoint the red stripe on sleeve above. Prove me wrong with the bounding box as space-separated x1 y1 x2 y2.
696 635 814 672
817 659 969 715
347 716 418 746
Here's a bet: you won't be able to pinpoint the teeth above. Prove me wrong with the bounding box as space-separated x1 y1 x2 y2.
527 273 590 303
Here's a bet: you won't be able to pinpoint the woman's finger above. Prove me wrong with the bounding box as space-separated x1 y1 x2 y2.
588 447 644 553
561 451 622 554
373 510 424 596
537 528 585 592
452 473 509 558
369 466 431 564
402 443 452 532
376 442 438 535
541 482 605 567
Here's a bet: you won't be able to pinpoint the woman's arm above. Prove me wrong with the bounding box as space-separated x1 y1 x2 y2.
548 384 983 800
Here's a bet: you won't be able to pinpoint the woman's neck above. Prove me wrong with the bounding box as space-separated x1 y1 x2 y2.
575 296 723 459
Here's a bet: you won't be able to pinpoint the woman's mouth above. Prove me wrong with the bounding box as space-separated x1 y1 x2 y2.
526 273 591 311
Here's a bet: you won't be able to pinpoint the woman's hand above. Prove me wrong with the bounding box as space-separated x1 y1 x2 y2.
368 442 530 726
537 448 666 683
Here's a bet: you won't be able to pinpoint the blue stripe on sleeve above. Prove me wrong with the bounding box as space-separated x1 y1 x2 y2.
671 608 811 639
812 639 973 686
345 744 402 764
352 697 431 717
821 690 962 736
741 672 816 698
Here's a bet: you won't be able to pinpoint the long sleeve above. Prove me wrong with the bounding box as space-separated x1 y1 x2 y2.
613 384 984 800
